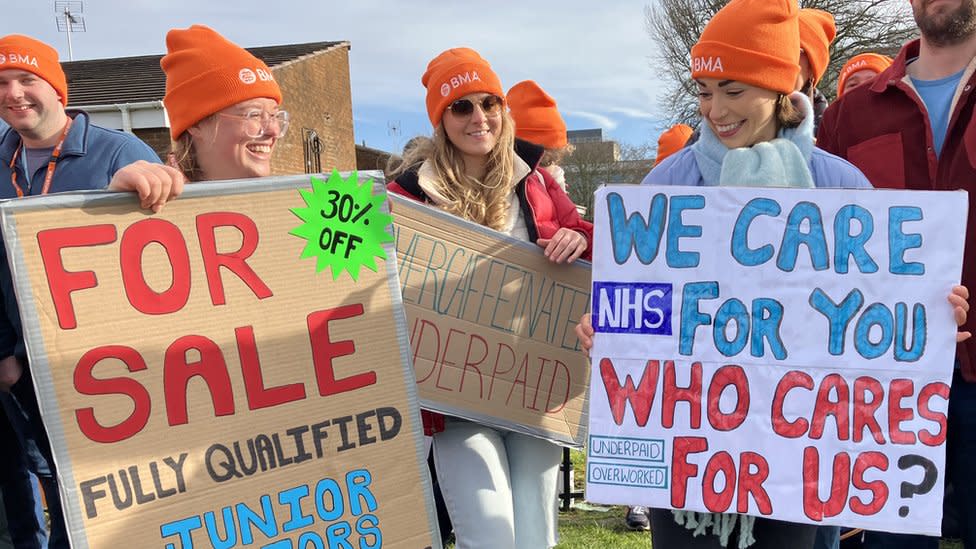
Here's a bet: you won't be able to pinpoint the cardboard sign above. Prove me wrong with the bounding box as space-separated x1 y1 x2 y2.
586 185 968 535
390 195 591 447
0 174 439 548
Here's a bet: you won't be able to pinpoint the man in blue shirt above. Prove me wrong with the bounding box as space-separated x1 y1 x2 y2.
0 34 161 549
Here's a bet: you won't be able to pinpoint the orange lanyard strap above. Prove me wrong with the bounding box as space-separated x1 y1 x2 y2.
8 117 73 198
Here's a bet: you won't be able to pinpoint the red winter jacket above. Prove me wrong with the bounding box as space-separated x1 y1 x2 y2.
388 138 594 434
817 39 976 381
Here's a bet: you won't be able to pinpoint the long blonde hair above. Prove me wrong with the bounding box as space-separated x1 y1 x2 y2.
389 111 517 231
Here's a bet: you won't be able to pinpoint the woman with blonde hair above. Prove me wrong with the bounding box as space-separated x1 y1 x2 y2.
388 47 592 549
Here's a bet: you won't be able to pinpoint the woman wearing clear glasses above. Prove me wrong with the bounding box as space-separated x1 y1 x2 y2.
108 25 287 204
387 47 592 549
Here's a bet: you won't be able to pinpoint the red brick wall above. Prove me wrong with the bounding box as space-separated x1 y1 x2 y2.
271 44 356 176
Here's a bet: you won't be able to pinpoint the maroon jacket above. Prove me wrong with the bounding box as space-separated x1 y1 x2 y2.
389 138 594 433
818 39 976 381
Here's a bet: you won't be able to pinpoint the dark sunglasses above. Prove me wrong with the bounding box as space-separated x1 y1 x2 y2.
447 95 504 118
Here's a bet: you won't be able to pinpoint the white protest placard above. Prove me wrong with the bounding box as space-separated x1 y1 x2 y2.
585 185 967 535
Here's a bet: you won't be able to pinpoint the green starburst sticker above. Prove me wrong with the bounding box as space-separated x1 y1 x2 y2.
290 170 394 281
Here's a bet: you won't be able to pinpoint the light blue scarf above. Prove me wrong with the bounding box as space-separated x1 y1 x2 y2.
676 92 817 549
691 91 816 188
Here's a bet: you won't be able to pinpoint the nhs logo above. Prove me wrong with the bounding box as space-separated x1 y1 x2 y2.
593 281 672 335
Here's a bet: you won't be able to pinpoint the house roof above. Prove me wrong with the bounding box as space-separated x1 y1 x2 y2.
63 41 348 107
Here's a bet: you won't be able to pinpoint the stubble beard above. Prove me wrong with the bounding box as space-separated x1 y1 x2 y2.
915 0 976 47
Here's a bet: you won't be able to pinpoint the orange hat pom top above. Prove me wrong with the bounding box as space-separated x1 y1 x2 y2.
798 8 836 84
837 53 893 97
0 35 68 106
162 25 282 139
691 0 800 95
506 80 568 149
654 124 694 167
421 47 504 128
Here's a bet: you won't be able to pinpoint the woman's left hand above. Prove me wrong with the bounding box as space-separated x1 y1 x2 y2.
950 284 971 343
537 228 587 264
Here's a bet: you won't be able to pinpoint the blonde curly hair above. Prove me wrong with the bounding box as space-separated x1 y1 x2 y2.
389 111 517 231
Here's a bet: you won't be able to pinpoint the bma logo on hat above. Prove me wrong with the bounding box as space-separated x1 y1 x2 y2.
239 68 257 84
692 56 724 73
845 59 868 76
0 53 39 67
239 67 274 85
441 71 482 97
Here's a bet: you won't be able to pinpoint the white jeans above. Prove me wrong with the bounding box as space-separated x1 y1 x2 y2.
432 420 561 549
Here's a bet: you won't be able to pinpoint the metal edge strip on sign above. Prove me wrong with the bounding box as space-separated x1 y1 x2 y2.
418 399 581 449
0 171 377 213
373 175 443 548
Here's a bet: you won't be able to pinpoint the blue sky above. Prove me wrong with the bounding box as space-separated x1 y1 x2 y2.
4 1 672 154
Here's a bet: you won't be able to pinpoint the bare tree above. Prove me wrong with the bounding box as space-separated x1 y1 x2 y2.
645 0 916 127
563 142 655 220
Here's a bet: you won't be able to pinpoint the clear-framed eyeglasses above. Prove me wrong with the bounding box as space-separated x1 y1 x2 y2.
216 109 290 138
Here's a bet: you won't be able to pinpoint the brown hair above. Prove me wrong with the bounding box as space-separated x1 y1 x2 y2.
170 132 205 181
775 94 803 130
388 112 518 231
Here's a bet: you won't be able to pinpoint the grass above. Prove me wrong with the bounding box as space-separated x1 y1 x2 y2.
555 507 650 549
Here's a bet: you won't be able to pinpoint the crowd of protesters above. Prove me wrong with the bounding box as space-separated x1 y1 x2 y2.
2 0 976 547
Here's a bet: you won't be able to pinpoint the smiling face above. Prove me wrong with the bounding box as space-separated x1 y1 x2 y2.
441 92 503 170
0 69 67 146
696 78 779 149
188 98 281 181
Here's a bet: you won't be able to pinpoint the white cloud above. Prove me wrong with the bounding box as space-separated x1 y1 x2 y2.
566 110 619 130
608 106 659 120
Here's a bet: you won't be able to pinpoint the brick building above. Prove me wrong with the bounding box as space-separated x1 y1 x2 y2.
62 41 356 175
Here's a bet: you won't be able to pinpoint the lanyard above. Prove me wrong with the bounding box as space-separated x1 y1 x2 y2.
8 117 73 198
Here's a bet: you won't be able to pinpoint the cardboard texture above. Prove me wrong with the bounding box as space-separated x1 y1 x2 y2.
0 173 438 548
390 195 591 447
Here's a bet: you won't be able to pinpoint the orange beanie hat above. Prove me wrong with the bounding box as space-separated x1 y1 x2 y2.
0 35 68 106
506 80 567 149
654 124 693 167
162 25 282 139
691 0 800 95
837 53 893 97
798 9 836 84
422 47 504 128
